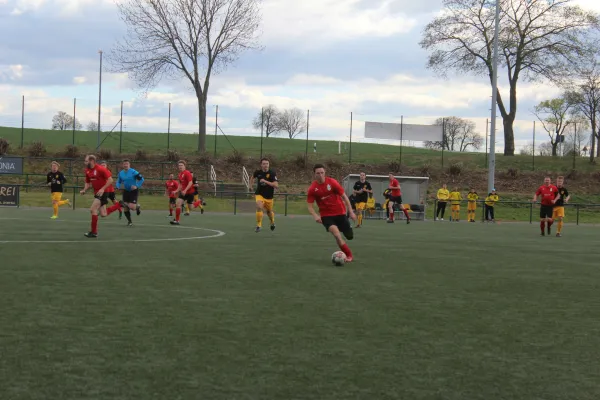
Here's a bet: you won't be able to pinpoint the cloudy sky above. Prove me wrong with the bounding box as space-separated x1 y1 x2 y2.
0 0 599 152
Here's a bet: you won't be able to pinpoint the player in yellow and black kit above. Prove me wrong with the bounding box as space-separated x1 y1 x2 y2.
467 188 479 222
251 158 279 233
553 176 570 237
383 189 391 220
47 161 70 219
352 172 372 228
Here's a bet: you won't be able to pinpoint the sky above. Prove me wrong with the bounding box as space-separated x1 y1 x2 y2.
0 0 599 153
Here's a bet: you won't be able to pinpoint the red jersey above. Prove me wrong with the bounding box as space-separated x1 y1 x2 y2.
85 164 112 193
536 184 559 206
166 180 179 198
178 170 193 194
306 177 347 217
103 167 115 193
390 178 401 197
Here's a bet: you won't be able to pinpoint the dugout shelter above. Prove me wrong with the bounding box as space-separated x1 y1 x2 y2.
342 174 429 220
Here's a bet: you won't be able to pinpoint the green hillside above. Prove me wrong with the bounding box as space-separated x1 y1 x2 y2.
1 126 599 173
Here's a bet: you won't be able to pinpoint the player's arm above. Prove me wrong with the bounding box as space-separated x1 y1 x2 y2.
182 178 193 194
353 183 361 196
135 169 144 187
341 193 357 221
97 176 113 195
366 182 373 193
115 171 123 190
532 189 539 203
307 201 321 223
165 184 169 197
80 181 90 195
46 173 52 187
565 190 571 203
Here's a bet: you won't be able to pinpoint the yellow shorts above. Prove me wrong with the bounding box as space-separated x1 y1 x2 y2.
194 194 199 202
552 207 565 219
451 205 460 211
355 202 366 211
51 192 62 202
256 195 274 212
467 202 476 211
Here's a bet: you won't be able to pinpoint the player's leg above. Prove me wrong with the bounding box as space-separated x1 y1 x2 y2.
440 202 446 220
171 197 184 224
555 207 564 236
456 206 461 222
255 196 265 232
169 198 175 216
387 199 395 223
121 191 134 225
401 203 410 223
264 200 276 230
546 209 553 234
355 202 364 227
384 200 390 220
85 198 102 237
327 224 353 262
51 192 60 218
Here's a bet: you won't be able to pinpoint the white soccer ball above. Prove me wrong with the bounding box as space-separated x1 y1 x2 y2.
331 251 347 266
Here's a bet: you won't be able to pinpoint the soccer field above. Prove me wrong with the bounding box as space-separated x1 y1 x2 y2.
1 208 599 400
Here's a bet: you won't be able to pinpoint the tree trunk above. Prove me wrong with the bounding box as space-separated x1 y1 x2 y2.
551 142 558 156
197 96 207 153
502 115 515 156
591 125 597 163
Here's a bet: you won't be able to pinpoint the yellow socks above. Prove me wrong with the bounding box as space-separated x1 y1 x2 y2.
256 210 263 227
185 204 190 213
557 221 563 233
357 213 363 226
52 204 59 217
58 200 68 206
268 211 275 225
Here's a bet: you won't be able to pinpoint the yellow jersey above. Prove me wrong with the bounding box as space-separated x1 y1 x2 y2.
485 194 499 206
467 192 479 202
437 188 450 201
448 191 462 205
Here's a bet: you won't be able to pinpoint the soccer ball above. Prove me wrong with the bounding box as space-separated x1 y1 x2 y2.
331 251 347 266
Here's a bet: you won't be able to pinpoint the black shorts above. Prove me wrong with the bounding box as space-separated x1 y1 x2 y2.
123 189 139 204
169 197 176 205
321 215 352 233
540 205 554 219
106 192 116 202
94 192 109 206
389 195 402 204
179 193 194 204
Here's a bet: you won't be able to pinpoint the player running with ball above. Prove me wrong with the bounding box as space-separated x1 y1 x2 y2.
307 164 357 262
81 155 123 238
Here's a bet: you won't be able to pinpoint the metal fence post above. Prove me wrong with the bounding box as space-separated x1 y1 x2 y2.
73 187 77 210
433 199 437 221
285 194 288 216
576 204 580 225
25 175 29 193
233 192 237 215
529 202 533 224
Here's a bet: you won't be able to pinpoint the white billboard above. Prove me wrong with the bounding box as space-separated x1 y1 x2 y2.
364 121 443 142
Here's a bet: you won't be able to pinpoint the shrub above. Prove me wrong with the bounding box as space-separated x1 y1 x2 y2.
166 149 180 162
593 171 600 182
506 168 519 179
566 169 578 180
135 149 148 161
196 152 213 165
448 162 463 176
28 141 46 157
325 158 342 169
0 138 9 155
387 161 401 173
98 148 113 161
225 150 245 165
63 144 79 158
420 163 431 177
293 154 306 168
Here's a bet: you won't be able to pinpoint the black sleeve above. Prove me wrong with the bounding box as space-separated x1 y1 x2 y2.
271 170 277 181
61 173 67 184
353 182 360 191
564 189 569 198
366 182 372 191
47 173 52 183
135 173 143 180
253 170 259 178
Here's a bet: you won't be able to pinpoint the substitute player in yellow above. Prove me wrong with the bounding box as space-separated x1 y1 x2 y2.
435 183 449 221
467 188 479 222
448 187 462 222
352 172 372 228
251 158 278 233
553 176 570 237
47 161 70 219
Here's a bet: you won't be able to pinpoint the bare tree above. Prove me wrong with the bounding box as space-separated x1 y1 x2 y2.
564 58 600 162
426 117 482 151
538 141 553 156
420 0 600 156
109 0 262 152
52 111 82 130
519 142 534 156
532 96 574 156
252 105 281 137
563 117 590 156
276 108 306 139
87 121 99 132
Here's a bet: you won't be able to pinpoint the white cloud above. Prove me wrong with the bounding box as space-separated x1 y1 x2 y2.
0 64 24 81
73 76 87 85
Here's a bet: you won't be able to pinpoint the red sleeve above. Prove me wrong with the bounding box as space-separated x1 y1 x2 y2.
85 173 90 183
332 179 344 195
101 166 111 180
306 183 315 203
535 186 541 196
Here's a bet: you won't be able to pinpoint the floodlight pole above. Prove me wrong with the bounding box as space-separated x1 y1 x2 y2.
488 0 501 193
97 50 103 150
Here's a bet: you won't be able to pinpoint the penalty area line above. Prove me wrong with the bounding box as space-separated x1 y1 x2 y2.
0 217 226 244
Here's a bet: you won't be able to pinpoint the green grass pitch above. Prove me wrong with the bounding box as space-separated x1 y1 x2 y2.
1 208 599 400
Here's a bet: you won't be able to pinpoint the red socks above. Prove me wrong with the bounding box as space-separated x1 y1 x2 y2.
175 207 181 222
91 214 98 234
390 212 395 221
106 203 122 215
169 207 173 216
193 200 201 208
340 243 352 258
540 221 545 234
403 208 410 219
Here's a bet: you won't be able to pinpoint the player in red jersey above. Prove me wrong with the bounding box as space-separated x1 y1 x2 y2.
533 176 560 236
307 164 357 262
80 155 123 238
100 161 123 220
165 173 179 217
170 160 203 225
387 173 410 224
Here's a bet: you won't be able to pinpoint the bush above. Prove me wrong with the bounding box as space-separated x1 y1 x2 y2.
593 171 600 182
325 158 342 169
387 161 401 173
166 149 180 162
506 168 519 179
135 149 148 161
98 149 113 161
63 144 79 158
293 154 306 168
225 150 245 165
196 152 213 165
261 153 277 165
447 162 463 177
0 138 9 155
566 169 578 180
420 163 431 177
28 141 46 157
